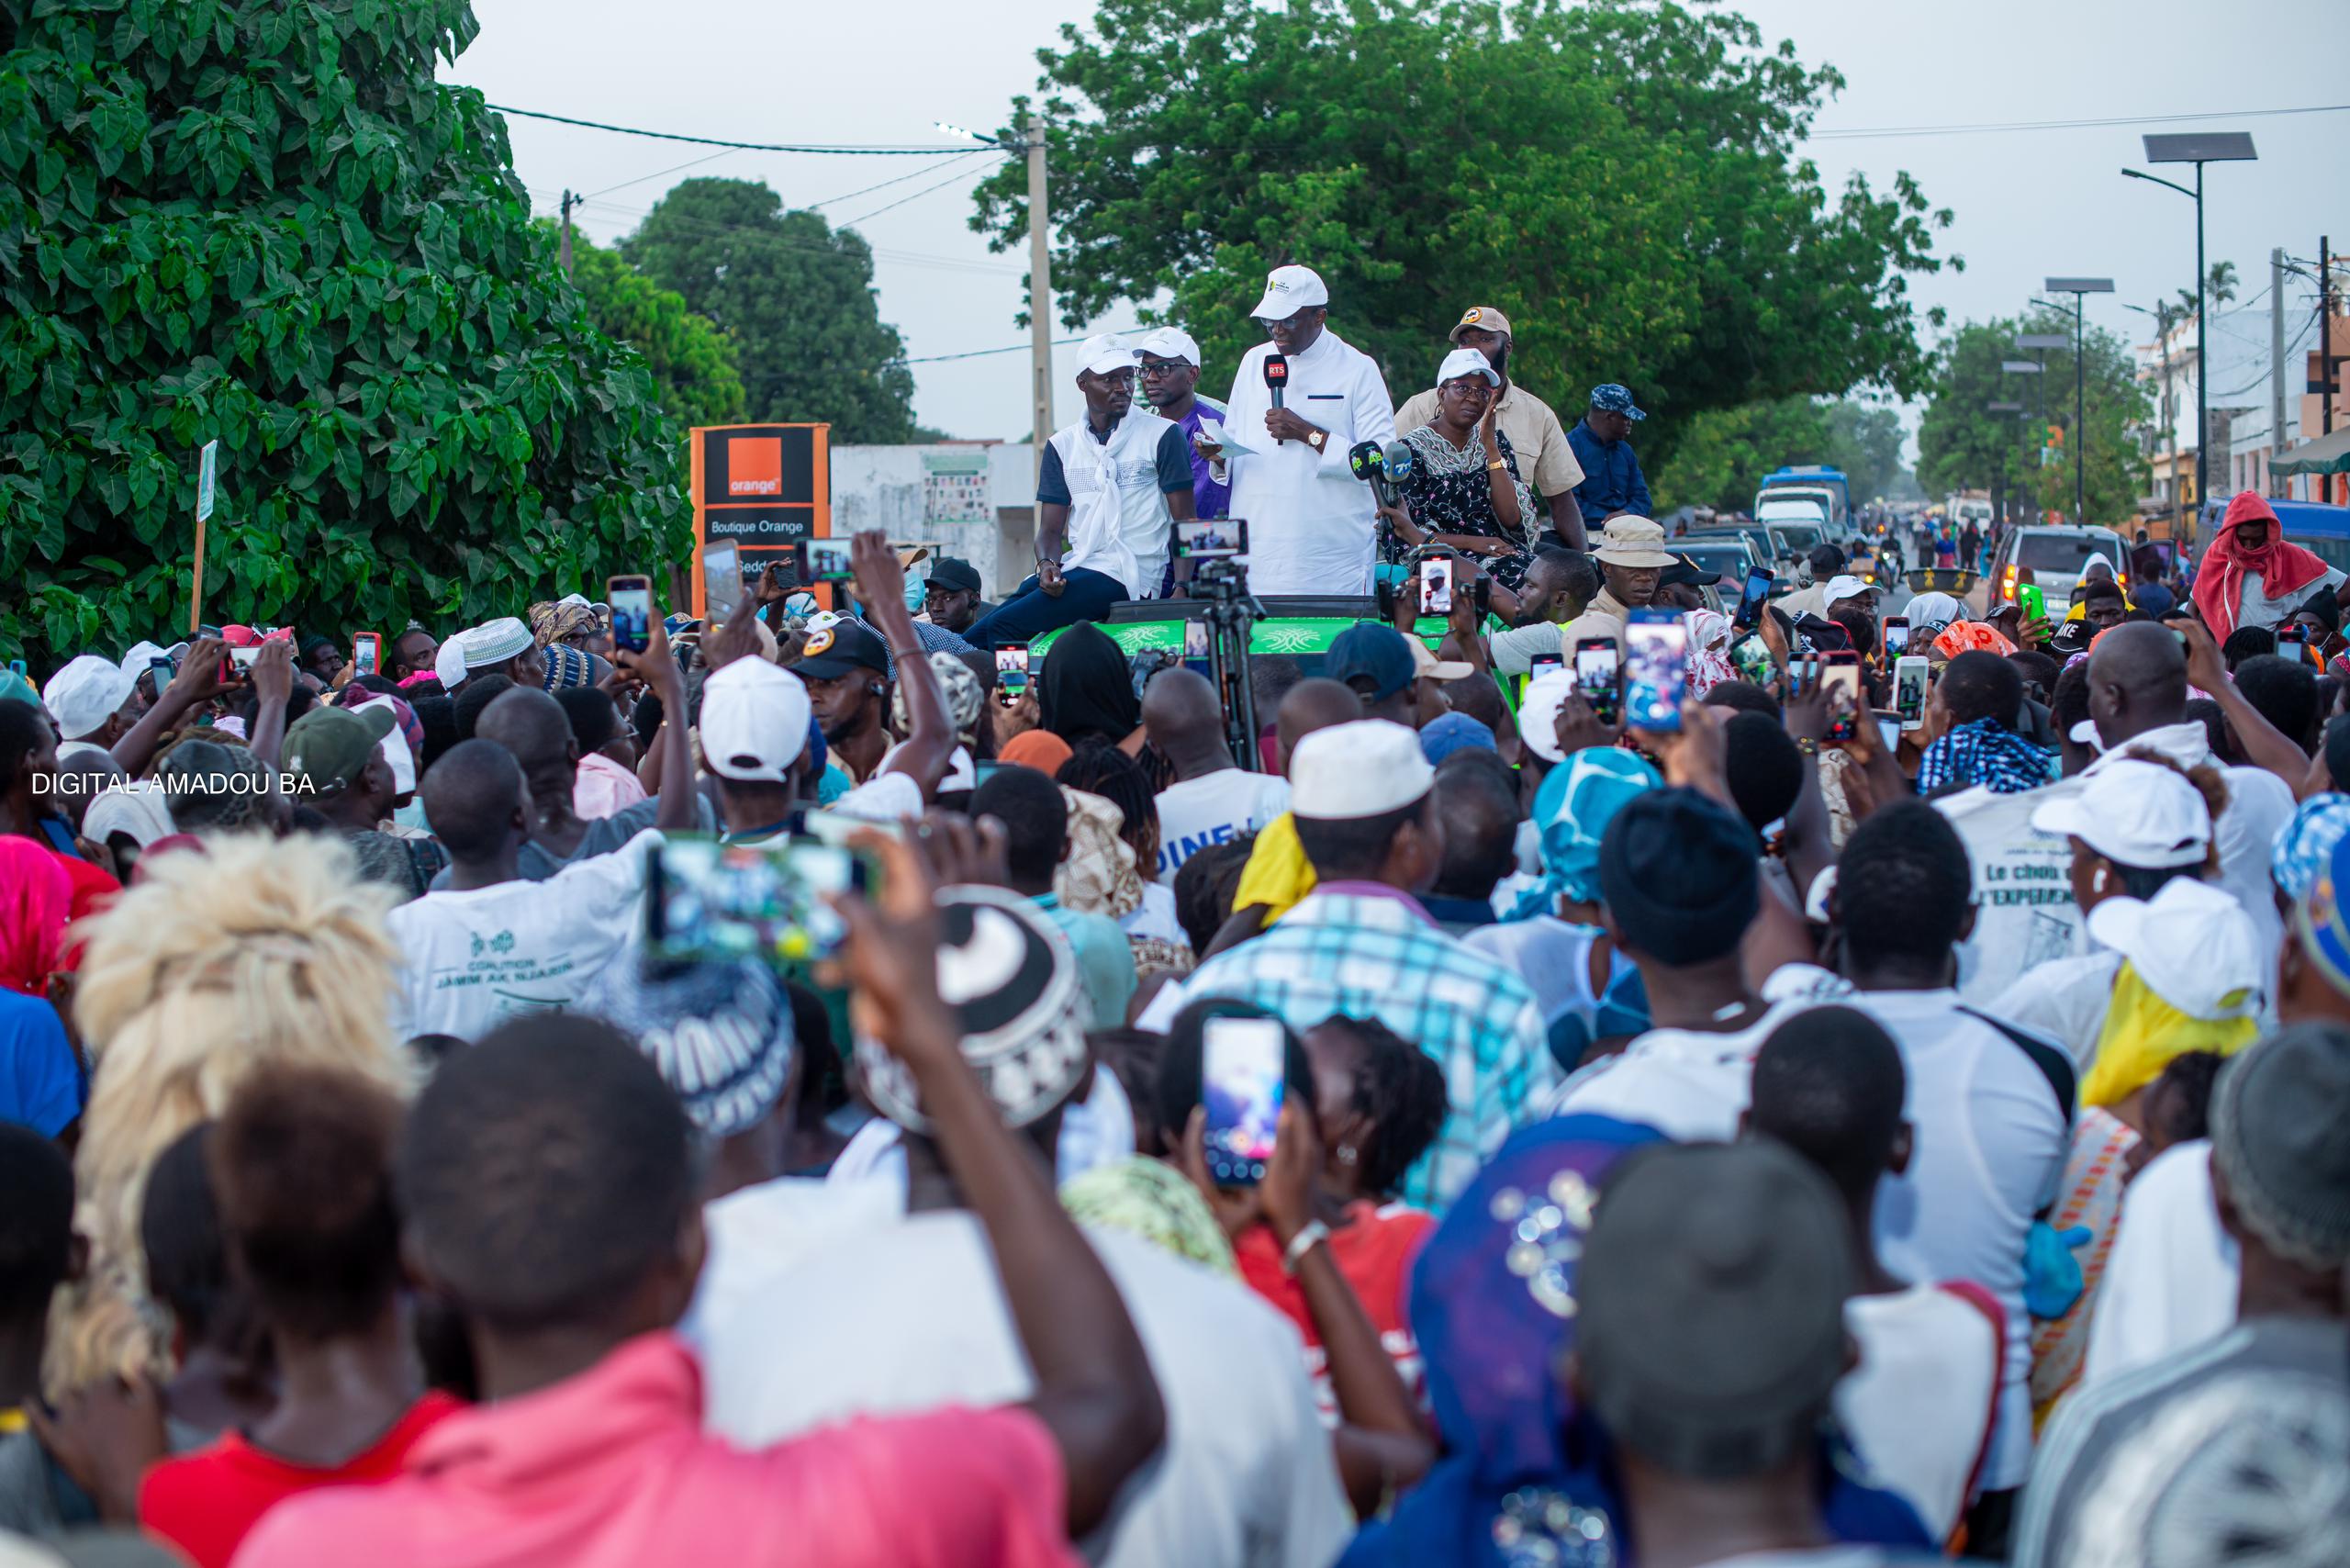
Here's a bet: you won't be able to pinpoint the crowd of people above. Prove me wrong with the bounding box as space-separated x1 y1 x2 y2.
3 265 2348 1568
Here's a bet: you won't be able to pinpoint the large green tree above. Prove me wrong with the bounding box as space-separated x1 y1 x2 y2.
561 229 745 429
968 0 1953 465
0 0 689 666
1916 312 2151 524
622 179 918 442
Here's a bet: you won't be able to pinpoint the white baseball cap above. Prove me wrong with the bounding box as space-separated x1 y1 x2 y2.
434 631 471 689
1249 264 1330 320
1436 346 1502 388
2086 877 2264 1021
2030 757 2211 868
1516 668 1577 763
1291 719 1432 819
1135 327 1202 365
699 655 813 782
40 654 140 742
1820 575 1872 610
118 641 167 680
1076 333 1139 379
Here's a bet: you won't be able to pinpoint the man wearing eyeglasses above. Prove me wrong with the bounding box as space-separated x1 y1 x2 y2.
1136 327 1229 523
1193 265 1397 596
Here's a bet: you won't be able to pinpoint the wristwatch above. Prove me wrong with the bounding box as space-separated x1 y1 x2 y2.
1308 429 1327 454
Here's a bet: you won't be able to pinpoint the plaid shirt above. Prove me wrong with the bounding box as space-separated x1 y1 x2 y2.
1176 886 1556 1211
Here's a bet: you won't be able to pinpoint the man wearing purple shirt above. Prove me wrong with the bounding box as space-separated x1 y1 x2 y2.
1136 328 1229 521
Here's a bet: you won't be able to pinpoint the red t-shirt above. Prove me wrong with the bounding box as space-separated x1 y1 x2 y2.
139 1392 463 1568
1233 1200 1433 1419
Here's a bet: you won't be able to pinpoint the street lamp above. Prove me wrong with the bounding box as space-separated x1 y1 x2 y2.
2043 278 2115 523
2125 131 2257 516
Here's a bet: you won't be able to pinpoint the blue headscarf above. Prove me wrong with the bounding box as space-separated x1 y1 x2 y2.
1508 750 1660 920
2272 792 2350 902
1339 1116 1939 1568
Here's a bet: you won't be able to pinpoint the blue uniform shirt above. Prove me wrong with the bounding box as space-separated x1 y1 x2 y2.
1564 417 1652 526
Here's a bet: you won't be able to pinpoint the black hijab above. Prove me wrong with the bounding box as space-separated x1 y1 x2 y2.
1037 622 1140 747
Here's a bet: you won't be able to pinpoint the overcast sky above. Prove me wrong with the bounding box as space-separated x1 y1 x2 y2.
445 0 2348 446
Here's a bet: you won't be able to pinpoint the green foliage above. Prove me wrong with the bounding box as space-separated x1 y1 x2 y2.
1653 398 1912 514
968 0 1953 467
0 0 690 668
621 179 919 443
1916 312 2152 525
561 229 745 429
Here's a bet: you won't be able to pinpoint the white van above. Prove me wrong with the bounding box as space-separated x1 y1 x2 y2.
1989 525 2130 611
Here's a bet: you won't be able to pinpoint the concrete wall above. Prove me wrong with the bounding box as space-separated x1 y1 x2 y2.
830 442 1041 595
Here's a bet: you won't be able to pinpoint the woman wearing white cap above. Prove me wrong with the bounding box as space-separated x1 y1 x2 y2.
1195 265 1397 596
1377 348 1539 594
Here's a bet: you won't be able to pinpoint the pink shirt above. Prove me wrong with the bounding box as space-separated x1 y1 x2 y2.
230 1332 1075 1568
573 753 648 820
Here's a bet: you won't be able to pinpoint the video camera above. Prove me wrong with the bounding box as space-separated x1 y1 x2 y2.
1347 440 1418 508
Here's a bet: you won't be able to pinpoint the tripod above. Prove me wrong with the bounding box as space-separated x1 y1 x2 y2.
1189 560 1266 772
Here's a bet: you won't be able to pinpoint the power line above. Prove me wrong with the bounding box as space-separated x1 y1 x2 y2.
836 156 1007 227
1810 101 2350 141
904 329 1145 366
558 193 1020 276
805 151 995 210
486 102 971 155
578 148 738 202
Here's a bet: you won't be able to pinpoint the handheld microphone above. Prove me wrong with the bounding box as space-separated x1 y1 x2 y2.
1381 440 1417 487
1262 353 1289 442
1348 441 1399 507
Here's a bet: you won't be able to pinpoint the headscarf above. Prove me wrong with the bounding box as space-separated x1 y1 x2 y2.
1507 750 1659 920
1000 730 1074 775
1055 787 1146 921
890 652 985 743
1059 1156 1237 1277
540 644 597 690
1037 622 1141 746
2272 794 2350 903
1684 608 1735 699
1932 620 2016 660
0 837 71 995
2080 963 2258 1109
528 599 599 649
1340 1115 1664 1568
1899 590 1965 628
1915 716 2054 797
2193 491 2332 640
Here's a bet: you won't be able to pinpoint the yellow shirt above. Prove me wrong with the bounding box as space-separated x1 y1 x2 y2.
1231 812 1317 923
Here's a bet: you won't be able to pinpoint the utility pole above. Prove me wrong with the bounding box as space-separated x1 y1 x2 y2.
1025 117 1052 476
560 189 579 277
2271 248 2288 496
2324 234 2337 439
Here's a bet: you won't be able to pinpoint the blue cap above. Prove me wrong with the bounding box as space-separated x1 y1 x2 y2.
1591 384 1646 420
1323 622 1418 703
1419 711 1496 766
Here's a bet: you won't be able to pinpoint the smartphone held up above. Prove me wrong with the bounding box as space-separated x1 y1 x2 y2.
1623 610 1687 733
1202 1015 1286 1187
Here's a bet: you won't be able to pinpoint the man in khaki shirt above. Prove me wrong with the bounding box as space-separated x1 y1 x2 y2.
1487 516 1674 674
1395 306 1586 550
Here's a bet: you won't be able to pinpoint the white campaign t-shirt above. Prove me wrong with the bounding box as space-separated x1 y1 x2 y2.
698 1210 1353 1568
1936 782 2086 1004
1840 1284 2001 1540
386 828 660 1042
1855 990 2068 1493
1986 950 2122 1067
2079 1139 2238 1392
1152 769 1292 884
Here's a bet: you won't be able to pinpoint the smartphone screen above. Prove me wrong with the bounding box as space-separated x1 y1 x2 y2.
607 576 653 654
2017 583 2045 622
644 835 868 969
229 644 260 674
1203 1015 1286 1187
1418 557 1453 615
1181 621 1209 661
799 537 856 584
1624 612 1688 732
147 655 175 696
1895 656 1929 729
1175 519 1248 559
702 541 743 621
1881 617 1909 660
995 644 1030 692
1875 716 1902 751
1735 566 1774 629
1573 639 1620 726
1822 655 1862 744
352 633 380 676
1528 653 1564 676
